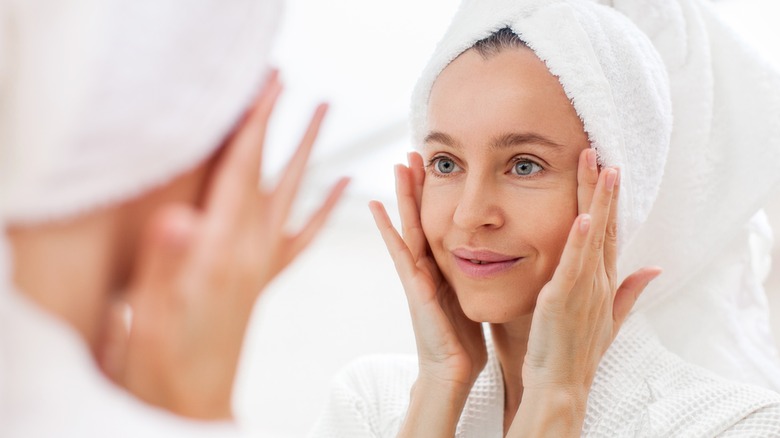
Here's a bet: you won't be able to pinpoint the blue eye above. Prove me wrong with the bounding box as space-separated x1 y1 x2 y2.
513 160 542 176
434 157 459 174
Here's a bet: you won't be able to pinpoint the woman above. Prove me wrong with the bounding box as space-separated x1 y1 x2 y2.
0 1 347 436
311 0 780 436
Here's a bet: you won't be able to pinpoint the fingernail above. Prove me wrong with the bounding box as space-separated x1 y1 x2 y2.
605 169 617 191
270 78 283 96
641 268 663 291
266 68 279 82
368 202 381 219
579 214 591 233
337 177 352 190
587 149 597 170
407 152 414 166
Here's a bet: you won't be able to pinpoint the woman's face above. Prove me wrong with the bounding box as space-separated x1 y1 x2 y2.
421 46 590 324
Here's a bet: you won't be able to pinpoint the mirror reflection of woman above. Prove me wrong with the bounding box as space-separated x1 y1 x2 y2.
0 1 347 436
312 0 780 436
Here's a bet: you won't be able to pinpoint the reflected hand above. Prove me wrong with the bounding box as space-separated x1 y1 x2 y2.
99 71 349 420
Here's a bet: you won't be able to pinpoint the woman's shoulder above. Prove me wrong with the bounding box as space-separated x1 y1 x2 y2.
643 354 780 437
720 403 780 437
309 354 418 438
585 315 780 437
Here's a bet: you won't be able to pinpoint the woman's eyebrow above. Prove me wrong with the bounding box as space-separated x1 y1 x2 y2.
424 131 461 149
423 131 565 150
491 132 565 150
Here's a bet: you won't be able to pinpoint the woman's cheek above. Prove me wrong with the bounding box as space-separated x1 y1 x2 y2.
421 181 465 256
537 195 578 264
510 186 576 250
420 184 447 245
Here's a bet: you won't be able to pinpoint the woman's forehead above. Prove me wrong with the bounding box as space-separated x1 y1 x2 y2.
426 47 588 153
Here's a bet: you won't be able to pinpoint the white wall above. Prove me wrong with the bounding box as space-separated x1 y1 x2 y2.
234 200 416 436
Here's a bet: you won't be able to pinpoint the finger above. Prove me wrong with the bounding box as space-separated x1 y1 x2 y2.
270 103 329 231
368 201 425 301
577 148 599 215
603 169 621 289
544 213 591 300
582 168 617 276
407 151 425 211
97 300 130 384
396 164 426 261
612 266 662 329
205 70 282 216
284 177 351 265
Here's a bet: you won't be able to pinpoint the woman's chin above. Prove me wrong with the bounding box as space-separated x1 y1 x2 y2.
456 289 537 324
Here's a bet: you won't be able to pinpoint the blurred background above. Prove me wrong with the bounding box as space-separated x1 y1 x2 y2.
233 0 780 435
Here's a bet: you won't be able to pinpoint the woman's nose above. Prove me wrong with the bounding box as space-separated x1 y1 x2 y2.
452 175 504 231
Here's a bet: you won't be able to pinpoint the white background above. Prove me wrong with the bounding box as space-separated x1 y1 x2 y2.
232 1 780 436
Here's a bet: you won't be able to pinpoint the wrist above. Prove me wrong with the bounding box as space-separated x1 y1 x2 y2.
413 375 473 406
416 368 475 397
397 377 472 438
171 398 233 421
148 381 234 421
508 387 587 438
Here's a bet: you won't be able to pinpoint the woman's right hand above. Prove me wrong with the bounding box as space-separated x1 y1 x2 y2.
369 152 487 437
98 71 349 421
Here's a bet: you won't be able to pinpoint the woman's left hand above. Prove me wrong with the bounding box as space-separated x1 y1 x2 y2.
508 149 661 437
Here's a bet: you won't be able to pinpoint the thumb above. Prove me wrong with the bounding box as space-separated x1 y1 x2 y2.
121 205 199 392
125 204 198 345
612 266 662 329
97 300 130 384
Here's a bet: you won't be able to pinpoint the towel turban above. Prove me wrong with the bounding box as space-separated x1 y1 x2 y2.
0 0 282 223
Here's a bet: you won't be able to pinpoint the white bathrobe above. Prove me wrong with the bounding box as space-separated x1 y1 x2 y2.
310 316 780 437
0 289 256 438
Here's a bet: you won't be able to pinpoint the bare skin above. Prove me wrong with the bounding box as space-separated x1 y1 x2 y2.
370 47 661 436
8 71 349 420
9 163 212 355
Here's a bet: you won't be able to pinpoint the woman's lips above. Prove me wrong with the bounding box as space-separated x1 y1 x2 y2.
451 248 522 279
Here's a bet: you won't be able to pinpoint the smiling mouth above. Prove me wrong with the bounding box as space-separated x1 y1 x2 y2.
467 259 515 265
451 249 523 278
459 257 521 265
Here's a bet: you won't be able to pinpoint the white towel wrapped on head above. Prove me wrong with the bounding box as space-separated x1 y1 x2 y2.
0 0 281 224
411 0 672 255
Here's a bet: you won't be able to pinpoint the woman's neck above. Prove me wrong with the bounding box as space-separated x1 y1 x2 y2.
7 209 122 353
490 315 533 435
